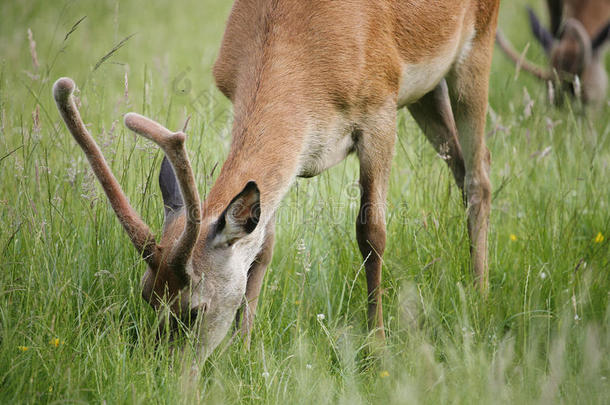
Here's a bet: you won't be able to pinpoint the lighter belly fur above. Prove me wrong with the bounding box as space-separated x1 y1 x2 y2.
297 118 355 178
298 24 476 178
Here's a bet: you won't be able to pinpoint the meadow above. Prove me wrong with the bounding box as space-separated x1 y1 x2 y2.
0 0 608 403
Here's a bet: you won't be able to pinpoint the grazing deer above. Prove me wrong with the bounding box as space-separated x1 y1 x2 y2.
54 0 500 361
496 0 610 104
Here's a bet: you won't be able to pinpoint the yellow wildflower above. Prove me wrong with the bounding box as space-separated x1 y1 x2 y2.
50 338 61 347
18 346 28 352
380 370 390 378
509 234 517 242
295 300 301 305
594 232 604 243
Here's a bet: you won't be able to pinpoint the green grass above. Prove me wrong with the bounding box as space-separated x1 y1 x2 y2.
1 0 609 403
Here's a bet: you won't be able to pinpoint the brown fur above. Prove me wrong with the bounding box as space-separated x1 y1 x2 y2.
567 0 610 36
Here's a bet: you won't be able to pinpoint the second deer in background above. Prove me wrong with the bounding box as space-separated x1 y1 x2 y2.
497 0 610 105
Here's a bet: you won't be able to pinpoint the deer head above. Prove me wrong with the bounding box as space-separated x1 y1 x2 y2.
528 6 609 103
496 1 610 104
53 77 262 358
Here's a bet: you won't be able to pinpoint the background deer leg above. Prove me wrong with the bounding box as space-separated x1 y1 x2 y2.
235 218 275 347
356 107 396 342
447 31 495 292
408 79 466 196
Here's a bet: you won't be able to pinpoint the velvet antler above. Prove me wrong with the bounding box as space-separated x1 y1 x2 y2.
495 30 553 81
53 77 160 267
124 113 201 274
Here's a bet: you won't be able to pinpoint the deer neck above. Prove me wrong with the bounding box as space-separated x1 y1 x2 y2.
203 84 308 226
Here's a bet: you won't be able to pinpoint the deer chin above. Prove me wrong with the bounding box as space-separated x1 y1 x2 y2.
196 296 243 361
193 233 260 358
197 262 250 360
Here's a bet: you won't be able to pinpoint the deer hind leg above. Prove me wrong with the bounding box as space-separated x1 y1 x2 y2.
235 218 275 347
408 79 466 195
446 32 495 292
355 104 397 342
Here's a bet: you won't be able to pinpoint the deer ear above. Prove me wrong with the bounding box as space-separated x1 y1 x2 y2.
527 7 554 54
592 22 610 52
213 181 261 247
159 155 184 218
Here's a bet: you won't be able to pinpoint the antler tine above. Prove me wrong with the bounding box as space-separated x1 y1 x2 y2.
495 30 553 81
53 78 159 267
124 113 201 275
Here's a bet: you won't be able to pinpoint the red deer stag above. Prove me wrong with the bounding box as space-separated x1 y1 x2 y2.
497 0 610 104
54 0 500 362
